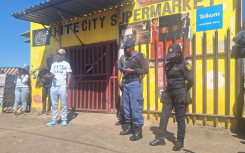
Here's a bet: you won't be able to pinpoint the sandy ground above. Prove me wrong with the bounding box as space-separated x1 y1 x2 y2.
0 111 244 153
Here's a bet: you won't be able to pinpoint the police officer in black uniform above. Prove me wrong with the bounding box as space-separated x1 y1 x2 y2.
119 39 149 141
149 43 194 151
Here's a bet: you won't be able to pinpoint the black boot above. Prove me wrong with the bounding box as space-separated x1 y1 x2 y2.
130 126 143 141
115 120 121 126
120 125 133 135
172 135 184 151
149 131 166 146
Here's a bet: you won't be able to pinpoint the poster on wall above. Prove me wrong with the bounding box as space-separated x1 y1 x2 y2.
196 4 223 32
151 17 159 43
119 20 151 49
157 12 191 57
32 28 52 47
136 0 170 8
159 12 190 42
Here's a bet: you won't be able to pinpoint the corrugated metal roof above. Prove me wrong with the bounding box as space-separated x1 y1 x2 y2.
18 31 30 38
11 0 134 25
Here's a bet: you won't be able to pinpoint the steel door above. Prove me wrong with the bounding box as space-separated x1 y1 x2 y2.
66 40 118 113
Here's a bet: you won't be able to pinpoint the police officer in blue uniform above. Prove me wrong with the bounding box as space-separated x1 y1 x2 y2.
149 43 194 151
119 39 149 141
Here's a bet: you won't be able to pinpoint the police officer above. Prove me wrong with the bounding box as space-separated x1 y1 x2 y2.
119 39 149 141
149 43 194 151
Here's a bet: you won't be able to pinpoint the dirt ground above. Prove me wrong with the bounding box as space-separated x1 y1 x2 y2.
0 111 244 153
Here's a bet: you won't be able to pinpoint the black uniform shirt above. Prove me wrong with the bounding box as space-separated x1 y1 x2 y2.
165 60 193 89
124 51 149 79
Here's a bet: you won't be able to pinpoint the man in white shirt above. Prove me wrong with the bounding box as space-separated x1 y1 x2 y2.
46 49 72 126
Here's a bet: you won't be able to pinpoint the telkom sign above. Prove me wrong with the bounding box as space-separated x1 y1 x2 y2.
196 4 223 32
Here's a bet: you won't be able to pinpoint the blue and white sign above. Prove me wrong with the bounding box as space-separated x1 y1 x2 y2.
196 4 223 32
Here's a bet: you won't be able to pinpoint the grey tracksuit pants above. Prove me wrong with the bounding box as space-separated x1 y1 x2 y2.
50 85 67 121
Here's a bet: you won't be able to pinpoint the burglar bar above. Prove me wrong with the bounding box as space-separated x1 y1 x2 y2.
214 30 219 127
214 30 219 115
226 29 231 116
143 110 235 118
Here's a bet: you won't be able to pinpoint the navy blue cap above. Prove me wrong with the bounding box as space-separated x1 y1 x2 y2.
166 43 181 58
121 39 135 49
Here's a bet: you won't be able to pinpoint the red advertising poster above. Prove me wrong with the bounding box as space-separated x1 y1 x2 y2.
158 67 164 98
151 18 159 43
158 67 164 87
165 39 190 56
151 42 163 66
151 42 163 58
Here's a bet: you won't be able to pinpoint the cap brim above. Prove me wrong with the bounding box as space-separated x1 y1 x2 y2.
166 52 177 58
121 46 126 49
57 52 65 55
18 68 28 72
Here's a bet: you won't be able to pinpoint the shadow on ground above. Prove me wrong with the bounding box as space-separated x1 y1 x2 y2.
57 109 78 124
149 126 197 153
149 126 175 145
183 149 196 153
232 133 245 145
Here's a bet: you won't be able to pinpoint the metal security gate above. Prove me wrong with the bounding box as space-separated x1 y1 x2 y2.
0 67 31 113
66 40 118 113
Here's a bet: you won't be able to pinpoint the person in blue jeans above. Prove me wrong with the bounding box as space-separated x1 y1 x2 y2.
46 49 72 126
13 65 29 117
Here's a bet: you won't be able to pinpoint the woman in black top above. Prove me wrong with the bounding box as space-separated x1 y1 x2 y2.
149 43 194 151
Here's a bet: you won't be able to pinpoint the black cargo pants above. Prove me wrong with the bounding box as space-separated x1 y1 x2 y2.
42 87 52 111
159 88 187 137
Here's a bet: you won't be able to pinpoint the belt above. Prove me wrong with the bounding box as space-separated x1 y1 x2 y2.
166 84 185 90
123 78 139 83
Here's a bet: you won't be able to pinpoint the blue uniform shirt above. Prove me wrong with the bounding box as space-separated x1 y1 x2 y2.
124 51 149 79
165 60 193 86
118 54 127 76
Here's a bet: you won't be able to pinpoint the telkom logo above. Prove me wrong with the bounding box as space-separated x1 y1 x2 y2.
199 13 220 19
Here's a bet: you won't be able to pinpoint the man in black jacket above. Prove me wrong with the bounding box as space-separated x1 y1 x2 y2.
37 55 53 115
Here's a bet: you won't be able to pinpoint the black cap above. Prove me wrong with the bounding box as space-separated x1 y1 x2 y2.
166 43 181 58
121 39 135 49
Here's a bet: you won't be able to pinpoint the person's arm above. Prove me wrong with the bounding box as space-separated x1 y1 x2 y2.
14 72 19 83
123 53 149 74
132 53 149 74
118 70 123 88
66 63 72 90
117 56 124 72
21 75 29 83
50 64 55 78
117 56 124 87
182 63 194 91
66 73 71 90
